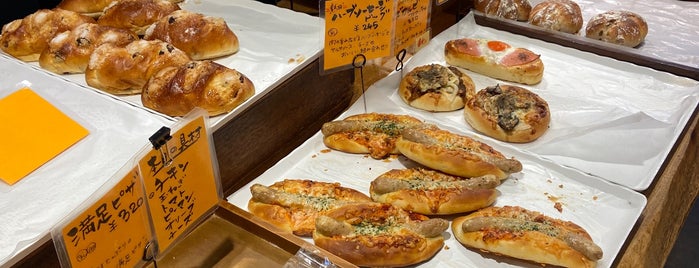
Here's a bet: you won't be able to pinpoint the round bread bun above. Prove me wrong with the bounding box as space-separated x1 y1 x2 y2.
370 168 500 215
585 10 648 48
396 124 523 180
464 84 550 143
143 10 239 60
399 64 475 112
56 0 117 17
313 202 448 267
97 0 181 35
528 0 583 34
474 0 532 21
452 206 603 268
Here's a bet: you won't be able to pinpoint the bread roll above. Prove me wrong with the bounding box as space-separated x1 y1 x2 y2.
0 9 95 61
396 124 523 180
445 38 544 85
144 10 239 60
474 0 532 21
370 168 500 215
85 39 190 95
142 60 255 116
528 0 583 34
56 0 116 17
464 84 550 143
39 23 139 74
97 0 180 35
398 64 475 112
585 10 648 48
452 206 603 268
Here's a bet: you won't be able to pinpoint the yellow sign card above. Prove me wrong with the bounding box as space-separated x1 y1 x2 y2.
138 116 219 252
0 88 89 185
324 0 395 70
61 168 151 268
394 0 430 53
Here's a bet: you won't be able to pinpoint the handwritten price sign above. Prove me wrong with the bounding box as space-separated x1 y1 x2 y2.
394 0 430 53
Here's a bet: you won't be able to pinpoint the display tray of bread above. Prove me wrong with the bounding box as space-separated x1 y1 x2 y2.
227 10 699 266
0 0 323 130
472 0 699 80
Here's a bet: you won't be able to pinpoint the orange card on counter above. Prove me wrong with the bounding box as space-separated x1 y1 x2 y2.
0 88 89 185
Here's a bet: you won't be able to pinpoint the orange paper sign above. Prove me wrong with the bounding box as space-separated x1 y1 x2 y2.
138 116 219 252
394 0 430 53
0 88 89 185
61 168 151 268
323 0 395 70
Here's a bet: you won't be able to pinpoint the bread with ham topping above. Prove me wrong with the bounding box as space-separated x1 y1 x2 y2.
445 38 544 85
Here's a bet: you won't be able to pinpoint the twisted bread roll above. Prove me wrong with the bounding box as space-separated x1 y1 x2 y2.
474 0 532 21
529 0 583 34
585 10 648 48
85 39 190 95
97 0 180 35
0 9 95 61
144 10 239 60
40 23 139 74
142 60 255 116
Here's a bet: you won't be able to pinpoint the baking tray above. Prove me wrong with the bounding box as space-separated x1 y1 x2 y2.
8 0 323 131
473 0 699 80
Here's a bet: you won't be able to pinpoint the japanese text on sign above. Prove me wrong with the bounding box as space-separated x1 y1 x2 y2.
139 116 219 253
324 0 394 70
394 0 430 53
61 168 151 268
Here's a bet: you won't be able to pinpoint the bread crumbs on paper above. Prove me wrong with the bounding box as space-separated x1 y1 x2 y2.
320 149 331 153
554 202 563 213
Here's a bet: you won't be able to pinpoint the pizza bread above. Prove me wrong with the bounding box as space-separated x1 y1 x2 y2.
247 179 372 236
39 23 139 74
370 168 500 215
144 10 239 60
396 124 523 179
445 38 544 85
474 0 532 21
585 10 648 48
321 113 424 159
313 202 449 267
85 39 191 95
464 84 550 143
97 0 181 35
0 8 95 61
452 206 603 268
528 0 583 34
142 60 255 116
398 63 475 112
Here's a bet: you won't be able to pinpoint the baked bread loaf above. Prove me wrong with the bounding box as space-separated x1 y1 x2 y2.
396 124 523 179
247 179 372 236
464 84 550 143
445 38 544 85
0 9 95 61
528 0 583 34
57 0 184 17
85 39 190 95
313 202 449 267
321 113 424 159
142 60 255 116
39 23 139 74
97 0 181 35
398 64 475 112
370 168 500 215
144 10 239 60
585 10 648 48
474 0 532 21
452 206 603 268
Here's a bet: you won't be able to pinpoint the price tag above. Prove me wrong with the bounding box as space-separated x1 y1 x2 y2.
138 115 220 253
56 167 151 268
323 0 395 70
394 0 430 53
